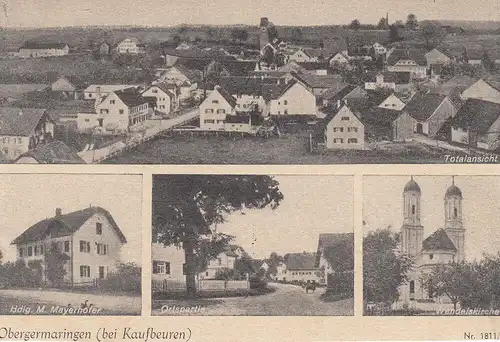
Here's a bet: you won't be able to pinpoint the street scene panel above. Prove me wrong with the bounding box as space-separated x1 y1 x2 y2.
363 175 500 316
151 175 354 316
0 174 142 316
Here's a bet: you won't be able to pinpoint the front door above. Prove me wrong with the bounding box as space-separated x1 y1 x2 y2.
99 266 105 279
416 123 423 134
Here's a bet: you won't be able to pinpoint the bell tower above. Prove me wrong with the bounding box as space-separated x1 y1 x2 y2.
401 176 424 257
259 17 270 50
444 176 465 262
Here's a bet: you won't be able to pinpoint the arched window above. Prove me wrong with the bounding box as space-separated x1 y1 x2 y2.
412 205 416 215
409 280 415 294
454 207 458 218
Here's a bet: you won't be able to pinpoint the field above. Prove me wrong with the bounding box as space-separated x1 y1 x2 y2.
105 133 453 164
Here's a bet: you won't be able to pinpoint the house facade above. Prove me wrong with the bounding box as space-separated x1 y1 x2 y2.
199 86 236 130
461 79 500 104
142 84 174 114
378 93 406 111
84 85 142 101
323 105 364 149
11 206 127 286
18 42 69 58
362 108 417 142
280 252 322 283
116 38 145 54
0 108 55 161
365 74 396 91
152 243 186 282
387 49 428 80
268 81 316 116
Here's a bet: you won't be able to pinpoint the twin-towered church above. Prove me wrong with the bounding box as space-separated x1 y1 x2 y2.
397 176 466 308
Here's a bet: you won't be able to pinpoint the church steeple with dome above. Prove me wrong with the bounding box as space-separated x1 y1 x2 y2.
444 176 465 262
401 176 424 257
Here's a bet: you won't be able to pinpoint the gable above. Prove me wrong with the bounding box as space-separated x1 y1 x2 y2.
462 79 500 103
327 106 362 127
52 77 75 91
378 94 406 110
279 82 313 100
203 89 233 108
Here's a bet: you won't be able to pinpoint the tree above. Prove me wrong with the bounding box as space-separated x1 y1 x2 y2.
482 51 496 71
349 19 361 30
231 29 249 44
363 229 413 305
45 242 67 288
152 175 284 298
422 23 446 50
266 252 284 277
377 17 388 30
323 237 354 273
406 13 418 30
291 27 303 42
0 248 3 265
389 24 403 43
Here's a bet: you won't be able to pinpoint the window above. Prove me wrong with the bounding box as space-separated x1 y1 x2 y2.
204 119 215 124
64 241 70 253
97 243 108 255
205 109 214 114
216 109 226 114
100 109 109 114
119 109 124 114
409 280 415 294
333 127 344 133
341 116 350 121
84 119 90 122
19 248 24 258
412 205 416 215
89 94 93 98
284 100 288 105
454 207 458 218
27 246 33 257
80 265 91 278
218 258 222 266
212 100 219 104
152 89 158 93
429 254 434 260
96 222 102 235
80 240 91 253
40 244 44 255
284 110 288 114
348 127 358 133
110 100 115 104
348 138 358 143
34 245 39 256
182 264 187 275
334 138 344 144
99 266 105 279
17 138 22 144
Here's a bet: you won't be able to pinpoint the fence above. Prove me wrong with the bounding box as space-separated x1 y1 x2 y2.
152 279 249 293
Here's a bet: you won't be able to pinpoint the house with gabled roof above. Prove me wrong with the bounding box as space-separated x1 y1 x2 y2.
18 42 69 58
403 92 457 137
292 73 345 97
288 48 325 63
361 107 416 142
158 65 202 102
279 252 321 283
319 104 364 149
377 93 407 111
386 48 428 80
142 83 175 115
449 98 500 150
320 84 367 108
199 86 237 130
116 38 145 54
15 140 85 164
460 79 500 104
0 107 55 161
50 76 86 100
11 206 127 286
264 80 317 117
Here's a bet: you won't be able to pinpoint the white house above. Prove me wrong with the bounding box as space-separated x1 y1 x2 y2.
365 73 396 91
461 79 500 104
51 76 85 99
329 51 351 68
0 108 55 161
18 42 69 58
142 83 174 115
322 105 364 149
288 48 323 62
199 86 237 130
89 89 150 132
378 93 407 111
223 115 252 133
372 43 387 57
203 249 239 279
387 49 428 80
116 38 145 54
152 243 186 282
11 206 127 286
280 252 322 283
315 233 354 285
157 66 201 102
266 81 317 116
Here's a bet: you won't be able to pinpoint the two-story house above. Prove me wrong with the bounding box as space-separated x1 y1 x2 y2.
387 49 428 80
321 105 364 149
460 79 500 104
90 89 150 132
265 80 317 116
116 38 145 54
142 83 175 115
83 84 143 101
157 65 202 102
0 107 55 161
11 206 127 286
280 252 322 283
18 42 69 58
199 86 237 130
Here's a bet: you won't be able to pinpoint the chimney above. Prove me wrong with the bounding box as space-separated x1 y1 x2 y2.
55 208 62 217
96 86 102 105
337 99 341 109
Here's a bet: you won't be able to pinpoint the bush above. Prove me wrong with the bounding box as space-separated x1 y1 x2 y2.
0 260 43 288
249 274 267 290
99 262 141 294
327 271 354 296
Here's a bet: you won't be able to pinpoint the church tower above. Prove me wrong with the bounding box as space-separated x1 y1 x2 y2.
259 17 270 50
401 176 424 257
444 176 465 262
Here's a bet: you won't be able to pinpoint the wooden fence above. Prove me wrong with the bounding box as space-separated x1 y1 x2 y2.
152 279 249 293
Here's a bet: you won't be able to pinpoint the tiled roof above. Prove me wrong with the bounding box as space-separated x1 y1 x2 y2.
11 206 127 245
214 86 237 107
0 108 52 137
422 229 457 252
315 233 354 267
115 89 149 107
218 76 267 96
387 48 428 66
320 84 356 101
172 64 203 83
144 83 174 98
261 81 297 101
16 141 85 164
174 58 212 72
296 61 330 70
293 73 344 89
220 61 257 76
224 114 251 124
450 98 500 135
404 92 447 122
361 107 405 125
284 252 317 270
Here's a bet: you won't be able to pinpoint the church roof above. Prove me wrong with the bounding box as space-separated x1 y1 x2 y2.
422 229 457 252
445 184 463 198
404 178 421 193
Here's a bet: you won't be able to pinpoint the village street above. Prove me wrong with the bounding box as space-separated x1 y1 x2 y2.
154 283 353 316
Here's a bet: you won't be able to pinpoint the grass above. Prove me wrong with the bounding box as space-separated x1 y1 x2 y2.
152 286 275 302
320 291 354 303
105 132 454 164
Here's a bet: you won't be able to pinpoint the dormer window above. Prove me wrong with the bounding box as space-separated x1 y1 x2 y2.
212 100 219 104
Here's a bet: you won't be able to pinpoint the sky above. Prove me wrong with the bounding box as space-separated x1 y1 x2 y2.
363 175 500 262
2 0 500 28
214 175 353 259
0 174 142 264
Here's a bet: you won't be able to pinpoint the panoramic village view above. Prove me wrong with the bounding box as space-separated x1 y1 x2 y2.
3 7 500 163
151 175 354 315
363 176 500 316
0 174 142 315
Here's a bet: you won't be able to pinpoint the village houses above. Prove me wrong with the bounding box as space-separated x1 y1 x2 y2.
199 86 237 130
11 206 127 286
460 79 500 104
275 252 322 283
142 83 175 115
18 42 70 58
0 107 55 161
362 107 417 142
266 80 317 116
386 49 428 80
321 104 364 149
84 84 143 100
50 76 86 100
116 38 145 54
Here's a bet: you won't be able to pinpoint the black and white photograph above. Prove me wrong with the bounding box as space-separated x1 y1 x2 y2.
363 175 500 316
2 1 500 164
0 174 142 316
151 174 354 316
